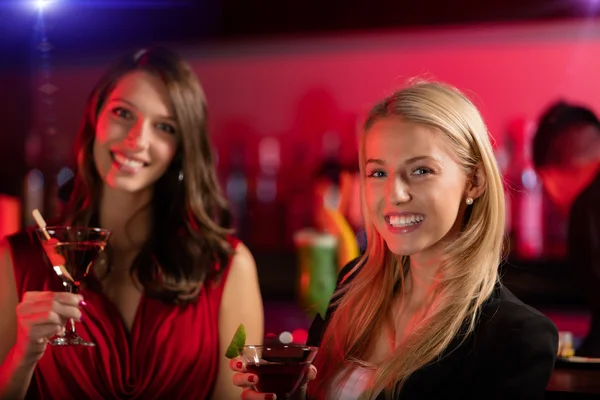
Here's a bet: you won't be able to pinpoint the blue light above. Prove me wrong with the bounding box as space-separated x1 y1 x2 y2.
35 0 52 11
57 167 74 187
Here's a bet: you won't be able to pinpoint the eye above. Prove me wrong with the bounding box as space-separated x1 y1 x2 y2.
156 123 176 134
367 169 386 179
412 167 432 176
111 107 134 120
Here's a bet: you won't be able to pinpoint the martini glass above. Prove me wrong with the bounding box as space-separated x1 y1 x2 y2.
240 345 319 399
35 226 111 346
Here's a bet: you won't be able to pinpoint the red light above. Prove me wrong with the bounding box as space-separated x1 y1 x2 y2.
292 329 308 345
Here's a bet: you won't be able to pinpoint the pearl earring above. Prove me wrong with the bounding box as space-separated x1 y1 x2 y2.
178 170 184 181
466 197 474 205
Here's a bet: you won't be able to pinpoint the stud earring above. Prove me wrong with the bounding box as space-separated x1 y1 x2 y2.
178 170 184 182
466 197 474 205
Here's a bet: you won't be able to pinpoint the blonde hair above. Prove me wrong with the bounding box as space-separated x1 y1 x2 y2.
308 81 506 399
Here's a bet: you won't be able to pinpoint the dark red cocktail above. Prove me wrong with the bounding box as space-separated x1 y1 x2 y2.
241 345 319 399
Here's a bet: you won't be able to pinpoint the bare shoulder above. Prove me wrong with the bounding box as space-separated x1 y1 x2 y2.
0 236 11 259
0 229 35 275
220 239 262 327
212 239 263 399
0 237 16 293
0 237 20 361
0 230 34 296
229 241 256 273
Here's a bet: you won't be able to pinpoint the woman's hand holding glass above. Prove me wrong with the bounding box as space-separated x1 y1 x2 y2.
230 356 317 400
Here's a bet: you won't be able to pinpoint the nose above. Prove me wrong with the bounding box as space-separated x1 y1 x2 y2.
124 120 149 151
388 175 411 205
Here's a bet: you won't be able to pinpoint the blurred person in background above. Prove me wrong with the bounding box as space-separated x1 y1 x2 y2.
0 47 263 399
533 101 600 357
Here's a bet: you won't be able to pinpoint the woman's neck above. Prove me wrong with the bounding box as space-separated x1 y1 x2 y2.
99 185 152 257
403 252 444 312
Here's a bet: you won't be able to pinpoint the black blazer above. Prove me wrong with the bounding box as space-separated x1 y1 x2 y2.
307 259 559 399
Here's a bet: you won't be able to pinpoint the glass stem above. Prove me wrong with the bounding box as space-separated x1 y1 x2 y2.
68 318 76 333
66 283 79 335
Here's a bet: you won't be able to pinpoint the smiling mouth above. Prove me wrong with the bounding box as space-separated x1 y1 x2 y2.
110 151 149 170
386 214 425 228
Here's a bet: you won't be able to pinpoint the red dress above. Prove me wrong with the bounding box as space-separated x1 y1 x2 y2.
7 228 238 400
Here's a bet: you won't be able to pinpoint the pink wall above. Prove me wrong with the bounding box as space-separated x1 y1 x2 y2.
184 19 600 149
45 19 600 162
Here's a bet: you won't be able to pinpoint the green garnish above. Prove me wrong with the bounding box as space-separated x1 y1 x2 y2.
225 324 246 359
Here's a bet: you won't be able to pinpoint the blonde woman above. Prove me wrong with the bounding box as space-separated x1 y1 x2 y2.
232 81 558 399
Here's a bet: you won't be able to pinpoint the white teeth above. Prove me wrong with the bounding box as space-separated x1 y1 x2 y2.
389 215 424 227
114 153 144 168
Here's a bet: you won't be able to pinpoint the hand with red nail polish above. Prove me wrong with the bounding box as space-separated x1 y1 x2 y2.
12 291 85 365
230 357 317 400
229 357 274 399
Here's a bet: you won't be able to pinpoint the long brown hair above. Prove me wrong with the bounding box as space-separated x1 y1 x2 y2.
309 81 505 399
63 47 234 303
